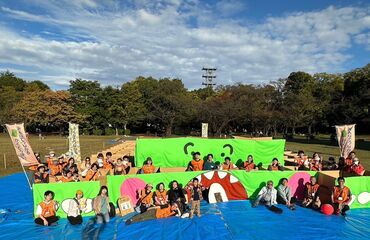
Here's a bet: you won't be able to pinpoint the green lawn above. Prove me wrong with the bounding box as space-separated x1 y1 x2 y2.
0 134 118 176
0 134 369 177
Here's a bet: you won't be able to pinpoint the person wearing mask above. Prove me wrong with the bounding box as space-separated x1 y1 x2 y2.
349 158 365 176
93 186 111 224
277 178 296 210
310 152 322 171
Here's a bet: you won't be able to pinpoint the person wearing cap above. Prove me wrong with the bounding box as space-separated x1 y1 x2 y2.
34 164 49 184
331 177 352 216
137 184 154 213
349 158 365 176
67 190 85 225
188 152 204 171
142 157 156 174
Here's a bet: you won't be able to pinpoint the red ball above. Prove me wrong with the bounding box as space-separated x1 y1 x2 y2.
321 204 334 215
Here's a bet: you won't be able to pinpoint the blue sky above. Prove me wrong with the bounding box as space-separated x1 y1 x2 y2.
0 0 369 89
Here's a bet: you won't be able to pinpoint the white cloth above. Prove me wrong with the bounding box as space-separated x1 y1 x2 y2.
257 186 277 205
67 199 81 217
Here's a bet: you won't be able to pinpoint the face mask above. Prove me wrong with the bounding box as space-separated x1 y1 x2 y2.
354 161 359 165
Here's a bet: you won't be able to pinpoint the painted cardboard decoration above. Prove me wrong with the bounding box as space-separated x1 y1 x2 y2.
288 172 312 200
120 178 147 206
61 198 93 214
194 171 248 203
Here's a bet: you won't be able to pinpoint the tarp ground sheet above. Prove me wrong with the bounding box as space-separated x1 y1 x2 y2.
1 173 370 240
135 138 285 167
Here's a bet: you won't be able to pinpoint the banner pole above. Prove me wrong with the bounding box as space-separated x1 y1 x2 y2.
21 163 33 190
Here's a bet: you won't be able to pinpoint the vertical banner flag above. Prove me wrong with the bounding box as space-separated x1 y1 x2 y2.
67 122 81 162
335 124 356 158
201 123 208 138
6 123 39 166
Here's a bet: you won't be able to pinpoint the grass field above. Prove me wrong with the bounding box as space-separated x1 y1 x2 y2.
0 134 118 176
0 134 368 177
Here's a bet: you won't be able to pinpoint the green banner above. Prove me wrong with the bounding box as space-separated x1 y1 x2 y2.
33 181 101 218
345 176 370 209
135 138 285 168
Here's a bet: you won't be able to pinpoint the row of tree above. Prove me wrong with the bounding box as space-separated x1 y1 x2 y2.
0 63 369 136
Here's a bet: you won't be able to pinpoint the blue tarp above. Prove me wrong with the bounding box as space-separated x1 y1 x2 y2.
1 173 369 240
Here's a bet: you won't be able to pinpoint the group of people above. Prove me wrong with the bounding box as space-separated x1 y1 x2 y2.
253 176 352 216
32 148 366 184
35 174 353 227
35 185 112 226
294 150 365 175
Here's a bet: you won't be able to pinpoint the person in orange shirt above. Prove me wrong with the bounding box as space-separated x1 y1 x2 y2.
85 163 101 181
154 182 168 207
344 151 356 172
49 159 62 177
268 158 283 171
142 157 156 174
137 184 154 213
294 150 308 170
126 203 180 225
188 152 204 171
244 155 257 171
331 177 352 216
103 152 114 171
58 171 73 183
309 152 323 171
221 157 238 171
34 190 59 226
34 164 49 184
349 158 365 176
302 176 321 209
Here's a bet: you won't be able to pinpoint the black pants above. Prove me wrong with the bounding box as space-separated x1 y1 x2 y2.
333 203 350 214
277 197 296 205
68 215 83 225
35 216 59 226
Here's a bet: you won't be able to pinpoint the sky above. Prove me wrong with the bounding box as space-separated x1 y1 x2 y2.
0 0 369 90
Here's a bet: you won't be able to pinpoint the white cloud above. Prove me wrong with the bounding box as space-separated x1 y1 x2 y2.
0 1 369 89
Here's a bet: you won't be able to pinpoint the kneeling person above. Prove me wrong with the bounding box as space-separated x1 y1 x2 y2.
332 177 351 216
35 190 59 226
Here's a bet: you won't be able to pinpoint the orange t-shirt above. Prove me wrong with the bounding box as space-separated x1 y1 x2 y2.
39 200 56 217
244 162 255 171
191 159 204 171
49 164 62 176
85 169 99 181
333 186 350 204
59 176 72 182
156 206 175 219
139 189 153 205
143 165 156 174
